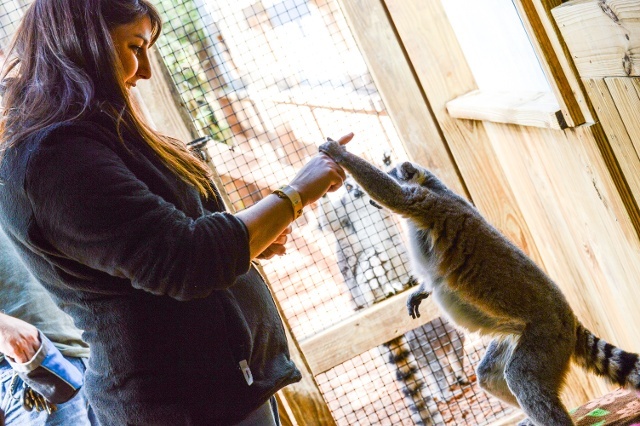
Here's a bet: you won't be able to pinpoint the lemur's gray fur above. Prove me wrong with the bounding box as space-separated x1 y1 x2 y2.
317 177 467 424
319 139 640 426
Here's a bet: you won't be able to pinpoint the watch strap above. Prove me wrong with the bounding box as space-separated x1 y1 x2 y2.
273 185 303 219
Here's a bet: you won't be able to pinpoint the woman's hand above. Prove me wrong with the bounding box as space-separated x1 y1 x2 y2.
236 132 354 260
256 225 292 259
0 312 40 363
289 133 353 207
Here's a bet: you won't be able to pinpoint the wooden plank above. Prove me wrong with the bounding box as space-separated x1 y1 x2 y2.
263 264 337 425
552 0 640 78
446 90 565 130
583 78 640 236
605 78 640 169
336 0 468 197
514 0 594 126
482 119 640 407
381 0 545 268
299 290 442 374
381 0 633 410
137 48 198 142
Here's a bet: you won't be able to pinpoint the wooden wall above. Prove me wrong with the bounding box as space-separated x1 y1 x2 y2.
338 0 640 412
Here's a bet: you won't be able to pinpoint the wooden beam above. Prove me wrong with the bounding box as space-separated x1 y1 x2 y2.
552 0 640 78
582 78 640 238
263 263 337 425
336 0 468 197
379 0 616 409
136 48 195 142
381 0 544 267
446 90 566 130
299 290 442 374
513 0 594 126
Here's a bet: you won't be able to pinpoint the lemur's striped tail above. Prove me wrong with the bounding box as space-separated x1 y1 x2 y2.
573 322 640 388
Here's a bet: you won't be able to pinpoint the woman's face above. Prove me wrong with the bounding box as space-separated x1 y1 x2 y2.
110 15 153 89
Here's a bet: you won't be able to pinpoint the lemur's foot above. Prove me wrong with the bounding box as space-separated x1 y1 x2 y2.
407 290 430 319
318 138 346 162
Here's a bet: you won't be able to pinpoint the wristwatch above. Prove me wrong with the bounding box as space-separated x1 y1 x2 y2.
273 185 303 219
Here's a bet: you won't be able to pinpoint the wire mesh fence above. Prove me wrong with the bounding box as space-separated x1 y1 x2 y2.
0 0 27 55
154 0 409 339
153 1 517 424
0 0 517 424
317 329 513 426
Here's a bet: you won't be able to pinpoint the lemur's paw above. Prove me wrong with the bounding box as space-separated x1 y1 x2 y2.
407 290 430 319
318 138 346 162
397 162 419 181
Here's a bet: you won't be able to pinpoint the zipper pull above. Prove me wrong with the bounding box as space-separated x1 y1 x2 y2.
239 359 253 386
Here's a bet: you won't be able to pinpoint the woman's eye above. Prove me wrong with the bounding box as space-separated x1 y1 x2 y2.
131 46 142 55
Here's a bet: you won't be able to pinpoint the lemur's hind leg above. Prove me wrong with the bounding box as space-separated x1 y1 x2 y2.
476 338 519 407
505 325 575 426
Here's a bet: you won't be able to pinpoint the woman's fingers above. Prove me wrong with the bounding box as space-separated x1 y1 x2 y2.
273 225 292 245
0 313 40 363
257 243 287 260
336 132 354 145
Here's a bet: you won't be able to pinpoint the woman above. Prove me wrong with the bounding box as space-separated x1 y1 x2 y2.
0 0 349 424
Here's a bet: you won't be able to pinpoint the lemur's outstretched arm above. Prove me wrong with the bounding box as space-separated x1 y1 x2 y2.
319 139 419 214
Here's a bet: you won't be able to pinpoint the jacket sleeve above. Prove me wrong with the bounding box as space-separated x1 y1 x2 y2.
24 135 251 301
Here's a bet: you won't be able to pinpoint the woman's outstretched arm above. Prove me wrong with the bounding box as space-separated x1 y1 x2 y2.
237 133 352 260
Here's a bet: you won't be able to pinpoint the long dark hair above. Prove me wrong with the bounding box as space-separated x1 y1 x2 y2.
0 0 213 197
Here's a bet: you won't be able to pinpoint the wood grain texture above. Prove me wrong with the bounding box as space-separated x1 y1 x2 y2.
382 0 640 410
552 0 640 78
446 90 565 130
483 119 640 406
300 291 441 374
582 78 640 236
336 0 468 197
382 0 544 270
514 0 594 126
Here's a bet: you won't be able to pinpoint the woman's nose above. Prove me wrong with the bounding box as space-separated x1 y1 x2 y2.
137 52 152 80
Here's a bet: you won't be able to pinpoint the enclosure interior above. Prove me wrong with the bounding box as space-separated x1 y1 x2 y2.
0 0 521 424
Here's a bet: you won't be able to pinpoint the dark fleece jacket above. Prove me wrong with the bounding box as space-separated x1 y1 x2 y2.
0 113 301 425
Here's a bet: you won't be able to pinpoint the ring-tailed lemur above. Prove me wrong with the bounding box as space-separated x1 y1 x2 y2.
318 139 640 426
317 174 468 425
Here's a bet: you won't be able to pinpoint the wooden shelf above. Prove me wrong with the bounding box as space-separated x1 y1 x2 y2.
446 90 567 130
